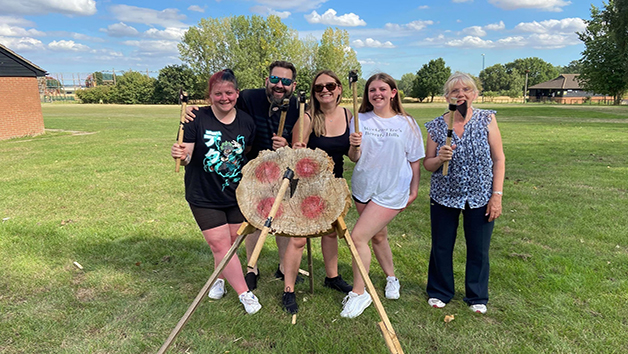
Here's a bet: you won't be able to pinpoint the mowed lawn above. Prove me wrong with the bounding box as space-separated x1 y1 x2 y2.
1 103 627 354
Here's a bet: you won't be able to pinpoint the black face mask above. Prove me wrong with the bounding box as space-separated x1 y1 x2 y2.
456 100 468 118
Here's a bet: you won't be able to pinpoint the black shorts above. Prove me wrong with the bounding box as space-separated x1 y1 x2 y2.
352 195 370 205
189 204 244 231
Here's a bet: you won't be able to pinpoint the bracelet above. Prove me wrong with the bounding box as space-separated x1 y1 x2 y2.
493 191 503 195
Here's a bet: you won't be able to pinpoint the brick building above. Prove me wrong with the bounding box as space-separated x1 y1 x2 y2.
1 43 47 140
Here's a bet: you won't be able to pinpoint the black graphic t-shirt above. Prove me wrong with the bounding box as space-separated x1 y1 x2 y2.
183 106 256 208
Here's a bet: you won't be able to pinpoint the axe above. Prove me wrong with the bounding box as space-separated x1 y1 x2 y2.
174 90 189 173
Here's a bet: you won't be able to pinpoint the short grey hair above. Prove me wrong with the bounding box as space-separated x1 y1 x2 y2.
443 71 478 97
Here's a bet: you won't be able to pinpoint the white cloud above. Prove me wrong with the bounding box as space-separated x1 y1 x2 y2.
0 16 36 27
101 22 139 37
385 20 433 32
453 0 473 2
109 5 187 28
418 5 429 9
0 0 96 16
0 36 45 51
252 0 329 11
188 5 205 13
48 40 90 52
445 36 494 48
495 36 527 47
526 33 580 48
485 21 506 31
144 27 187 41
463 26 487 37
352 38 395 48
0 24 45 37
305 9 366 27
250 6 291 19
488 0 571 12
122 39 180 55
359 59 389 66
514 18 585 34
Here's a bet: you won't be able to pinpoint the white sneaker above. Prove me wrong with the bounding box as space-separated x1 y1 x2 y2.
469 304 487 314
385 276 400 299
340 291 372 318
239 291 262 314
208 278 226 300
428 298 446 308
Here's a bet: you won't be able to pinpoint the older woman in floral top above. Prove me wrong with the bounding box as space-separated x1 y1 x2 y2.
422 71 505 315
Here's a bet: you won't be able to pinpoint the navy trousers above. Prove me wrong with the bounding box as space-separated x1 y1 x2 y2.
426 199 494 305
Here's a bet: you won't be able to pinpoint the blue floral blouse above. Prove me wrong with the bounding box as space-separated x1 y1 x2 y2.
424 108 496 209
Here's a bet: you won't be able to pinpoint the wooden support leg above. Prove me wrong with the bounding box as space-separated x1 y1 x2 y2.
157 231 248 354
334 217 404 354
306 238 314 294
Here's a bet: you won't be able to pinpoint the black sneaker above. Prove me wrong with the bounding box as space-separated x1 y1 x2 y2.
324 274 353 294
274 264 304 284
245 270 259 291
282 291 298 314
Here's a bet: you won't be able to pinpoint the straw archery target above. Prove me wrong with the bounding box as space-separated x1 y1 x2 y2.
237 147 351 237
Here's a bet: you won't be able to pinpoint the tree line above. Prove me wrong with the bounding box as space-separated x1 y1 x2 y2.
77 4 628 105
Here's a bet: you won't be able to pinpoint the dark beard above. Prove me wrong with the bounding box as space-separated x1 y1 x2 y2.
266 86 290 106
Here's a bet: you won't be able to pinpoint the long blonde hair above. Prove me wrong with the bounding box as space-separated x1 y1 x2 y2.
309 70 343 137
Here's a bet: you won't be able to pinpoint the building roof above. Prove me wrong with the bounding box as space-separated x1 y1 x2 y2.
529 74 580 90
0 43 47 77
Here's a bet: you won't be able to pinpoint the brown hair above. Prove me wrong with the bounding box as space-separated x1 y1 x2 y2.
309 70 342 137
359 72 420 137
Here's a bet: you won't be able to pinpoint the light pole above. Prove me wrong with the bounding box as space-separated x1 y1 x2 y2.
523 69 530 104
481 54 485 102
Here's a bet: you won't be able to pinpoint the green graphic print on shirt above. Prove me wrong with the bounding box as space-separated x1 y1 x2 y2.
203 130 246 191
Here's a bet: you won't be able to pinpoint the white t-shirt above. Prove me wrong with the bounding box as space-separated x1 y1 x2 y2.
350 111 425 209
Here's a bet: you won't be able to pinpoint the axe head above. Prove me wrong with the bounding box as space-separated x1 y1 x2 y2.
279 97 290 111
348 70 358 84
179 89 189 104
298 91 306 103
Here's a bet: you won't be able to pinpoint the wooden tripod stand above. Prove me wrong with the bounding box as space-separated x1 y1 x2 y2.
157 217 403 354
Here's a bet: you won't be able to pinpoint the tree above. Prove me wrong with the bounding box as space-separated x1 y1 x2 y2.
559 60 582 74
112 71 156 104
578 2 628 105
180 15 329 92
412 58 451 102
397 73 416 97
505 57 559 88
154 65 204 104
315 28 361 98
180 15 299 89
479 64 511 92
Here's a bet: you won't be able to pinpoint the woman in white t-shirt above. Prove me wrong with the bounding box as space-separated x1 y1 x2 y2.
340 73 425 318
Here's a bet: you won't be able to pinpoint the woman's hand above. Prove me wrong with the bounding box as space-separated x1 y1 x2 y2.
349 132 362 147
486 194 502 222
171 143 186 160
292 142 307 149
272 134 289 150
184 106 199 123
438 144 456 163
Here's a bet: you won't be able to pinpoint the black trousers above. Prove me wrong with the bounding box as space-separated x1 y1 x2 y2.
426 199 494 305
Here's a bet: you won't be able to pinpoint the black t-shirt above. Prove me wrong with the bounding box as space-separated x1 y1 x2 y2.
236 88 300 160
183 107 256 208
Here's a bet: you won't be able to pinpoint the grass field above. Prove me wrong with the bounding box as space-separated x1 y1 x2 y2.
1 103 627 353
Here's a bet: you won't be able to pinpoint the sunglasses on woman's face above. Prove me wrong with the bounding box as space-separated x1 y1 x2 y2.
313 82 338 92
268 75 294 86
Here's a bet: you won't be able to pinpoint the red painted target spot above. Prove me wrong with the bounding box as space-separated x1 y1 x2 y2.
256 197 283 219
295 158 319 178
301 195 325 219
254 161 281 183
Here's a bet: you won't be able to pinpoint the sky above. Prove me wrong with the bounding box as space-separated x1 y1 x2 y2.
0 0 603 84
